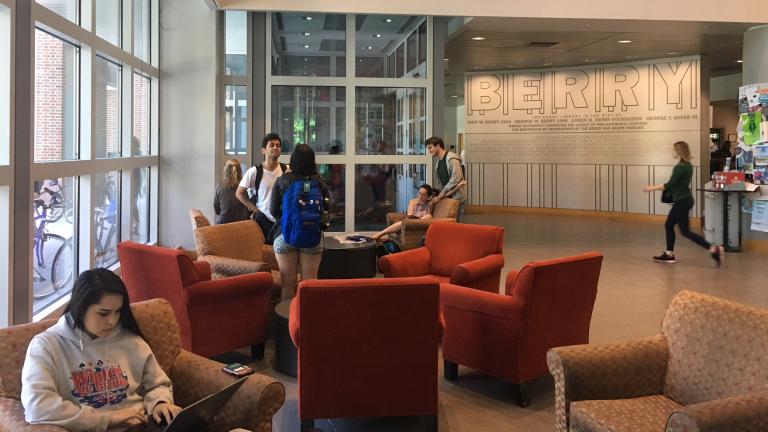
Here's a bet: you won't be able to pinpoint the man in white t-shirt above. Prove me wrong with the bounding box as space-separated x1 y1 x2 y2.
236 133 286 244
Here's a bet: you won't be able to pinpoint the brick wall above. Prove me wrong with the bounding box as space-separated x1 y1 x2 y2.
34 30 65 162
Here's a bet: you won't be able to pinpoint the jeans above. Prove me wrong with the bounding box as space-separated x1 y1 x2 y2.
665 197 710 251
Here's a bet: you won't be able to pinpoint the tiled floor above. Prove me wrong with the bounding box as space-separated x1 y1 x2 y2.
219 212 768 432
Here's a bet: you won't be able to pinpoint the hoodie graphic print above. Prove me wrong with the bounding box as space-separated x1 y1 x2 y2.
71 359 130 408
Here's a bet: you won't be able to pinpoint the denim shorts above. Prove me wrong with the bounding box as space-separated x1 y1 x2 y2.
273 234 324 255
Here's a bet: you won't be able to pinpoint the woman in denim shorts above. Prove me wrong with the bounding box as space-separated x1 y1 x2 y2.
270 144 331 300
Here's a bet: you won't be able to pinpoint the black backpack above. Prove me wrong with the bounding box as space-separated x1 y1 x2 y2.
248 162 288 206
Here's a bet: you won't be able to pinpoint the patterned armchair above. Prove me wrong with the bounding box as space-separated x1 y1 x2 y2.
547 290 768 432
384 198 460 250
189 209 279 278
0 299 285 432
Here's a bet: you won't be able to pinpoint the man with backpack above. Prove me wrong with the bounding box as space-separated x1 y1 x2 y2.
236 133 287 244
426 136 466 220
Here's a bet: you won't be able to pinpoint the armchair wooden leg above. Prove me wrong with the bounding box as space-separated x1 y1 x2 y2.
444 360 458 381
422 414 438 432
300 419 315 432
512 383 530 408
251 342 265 360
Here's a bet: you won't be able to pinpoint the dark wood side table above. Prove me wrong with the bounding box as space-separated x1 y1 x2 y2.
317 237 377 279
274 299 297 377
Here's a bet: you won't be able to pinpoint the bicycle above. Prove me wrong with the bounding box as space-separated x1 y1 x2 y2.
93 203 119 268
33 200 75 299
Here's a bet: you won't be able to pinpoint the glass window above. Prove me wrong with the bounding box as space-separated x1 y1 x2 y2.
356 87 426 155
133 0 150 62
317 164 344 232
130 167 150 243
0 4 9 165
34 30 79 162
225 11 247 76
418 22 427 66
224 85 247 155
93 171 120 268
354 164 426 231
271 86 345 154
355 15 426 78
132 73 150 155
271 13 345 77
37 0 78 24
94 57 121 159
32 176 77 314
95 0 121 46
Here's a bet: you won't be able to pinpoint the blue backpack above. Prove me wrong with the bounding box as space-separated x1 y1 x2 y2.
281 177 325 248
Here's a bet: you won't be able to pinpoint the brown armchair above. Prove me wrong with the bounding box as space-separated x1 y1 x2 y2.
547 290 768 432
189 208 279 277
0 299 285 432
384 198 460 250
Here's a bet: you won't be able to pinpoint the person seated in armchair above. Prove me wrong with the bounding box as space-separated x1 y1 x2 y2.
21 268 182 431
372 184 434 241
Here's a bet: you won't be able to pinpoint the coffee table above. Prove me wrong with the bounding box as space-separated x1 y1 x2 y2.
317 237 377 279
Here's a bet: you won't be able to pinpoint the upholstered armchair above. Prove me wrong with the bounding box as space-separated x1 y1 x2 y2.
288 277 440 432
117 241 273 358
547 290 768 432
385 198 460 250
0 299 285 432
378 222 505 293
189 208 279 277
441 252 603 407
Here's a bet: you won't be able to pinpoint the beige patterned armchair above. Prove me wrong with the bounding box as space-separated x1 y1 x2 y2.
189 209 279 277
0 298 285 432
385 198 460 250
547 290 768 432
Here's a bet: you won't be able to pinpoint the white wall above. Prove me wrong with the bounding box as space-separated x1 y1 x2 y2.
159 0 217 249
710 73 742 102
221 0 768 23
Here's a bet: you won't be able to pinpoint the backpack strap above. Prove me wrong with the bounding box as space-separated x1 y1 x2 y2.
279 162 288 173
252 163 264 190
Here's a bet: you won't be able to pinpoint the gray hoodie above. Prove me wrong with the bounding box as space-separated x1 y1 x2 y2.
433 151 466 203
21 315 173 431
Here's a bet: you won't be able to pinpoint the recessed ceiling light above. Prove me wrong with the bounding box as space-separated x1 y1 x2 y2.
584 59 597 62
667 51 680 55
303 44 310 49
383 18 393 23
443 58 450 61
302 32 311 36
359 59 364 62
451 95 459 98
366 46 373 50
626 55 638 59
302 16 312 21
373 34 382 38
617 40 632 44
737 59 743 63
543 62 553 66
303 57 308 61
473 66 482 69
471 36 486 41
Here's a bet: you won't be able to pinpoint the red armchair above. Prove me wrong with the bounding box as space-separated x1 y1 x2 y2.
378 222 505 293
441 252 603 407
288 277 440 432
117 241 273 359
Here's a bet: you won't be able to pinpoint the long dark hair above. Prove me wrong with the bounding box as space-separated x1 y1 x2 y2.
64 268 144 338
289 144 318 176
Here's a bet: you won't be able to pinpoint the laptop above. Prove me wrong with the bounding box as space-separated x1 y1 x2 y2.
139 376 248 432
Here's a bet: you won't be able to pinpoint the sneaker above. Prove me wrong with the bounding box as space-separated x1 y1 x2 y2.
653 252 676 263
711 245 724 267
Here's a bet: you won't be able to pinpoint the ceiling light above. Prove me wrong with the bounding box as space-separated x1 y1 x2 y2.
471 36 486 41
584 59 597 62
302 32 311 36
617 40 632 44
303 57 308 61
543 62 552 66
373 34 382 38
366 46 373 50
737 59 743 63
443 58 449 61
626 55 638 59
302 16 313 21
667 51 680 55
473 66 482 69
383 18 393 23
451 95 459 98
303 44 310 49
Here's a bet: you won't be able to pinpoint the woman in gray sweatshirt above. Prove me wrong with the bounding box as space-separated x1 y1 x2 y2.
21 268 181 431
